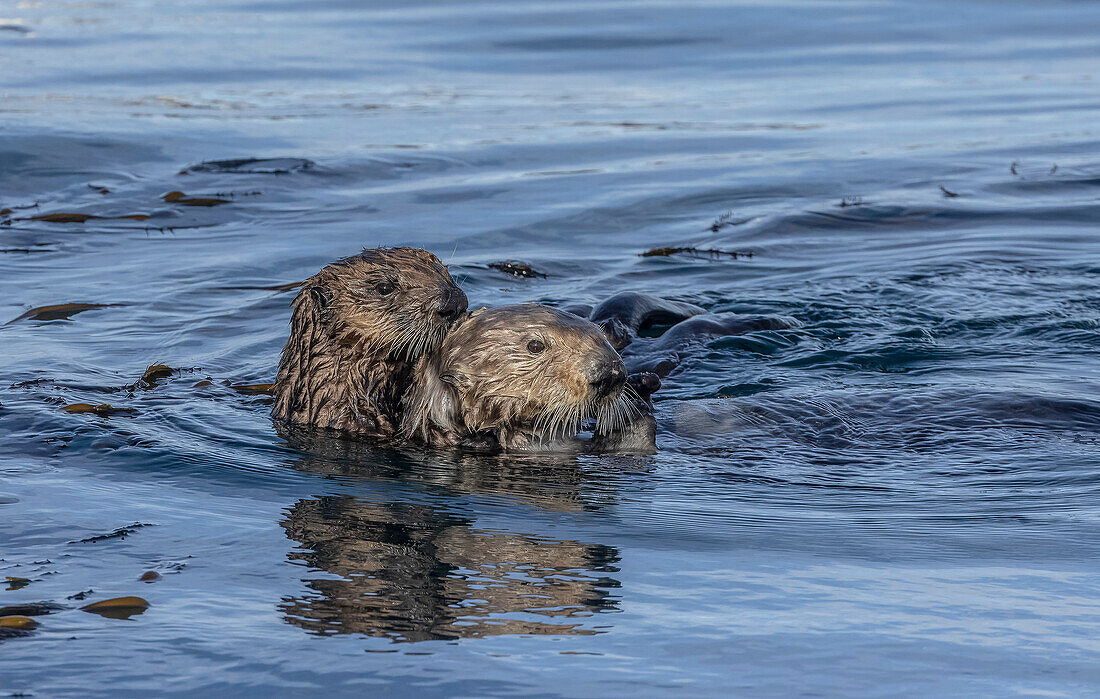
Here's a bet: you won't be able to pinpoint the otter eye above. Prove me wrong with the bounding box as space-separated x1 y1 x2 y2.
526 339 545 354
375 281 396 296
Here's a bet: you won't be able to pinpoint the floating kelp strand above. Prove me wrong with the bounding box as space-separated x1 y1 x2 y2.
181 157 315 174
25 213 99 223
6 303 117 324
136 364 173 389
161 191 230 207
488 260 547 278
229 382 275 395
61 403 135 418
71 522 153 544
80 596 149 620
640 246 751 259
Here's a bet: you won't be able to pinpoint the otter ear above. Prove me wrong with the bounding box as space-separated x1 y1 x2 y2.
307 283 333 312
402 358 464 440
440 370 472 390
291 281 333 327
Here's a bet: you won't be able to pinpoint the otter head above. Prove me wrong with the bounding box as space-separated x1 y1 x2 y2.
300 247 468 361
406 303 636 449
273 247 468 435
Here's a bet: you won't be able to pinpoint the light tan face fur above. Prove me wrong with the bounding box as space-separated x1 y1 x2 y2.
310 247 467 361
411 303 635 444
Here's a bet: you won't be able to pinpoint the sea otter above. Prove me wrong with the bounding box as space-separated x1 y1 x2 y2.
588 291 706 351
272 247 467 436
402 303 656 452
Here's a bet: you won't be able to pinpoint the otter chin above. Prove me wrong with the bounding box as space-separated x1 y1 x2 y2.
273 247 467 437
402 303 647 452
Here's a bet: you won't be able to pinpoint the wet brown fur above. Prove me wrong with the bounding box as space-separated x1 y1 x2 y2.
273 247 466 437
403 304 637 451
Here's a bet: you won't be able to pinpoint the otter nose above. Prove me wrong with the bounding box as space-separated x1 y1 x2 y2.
436 287 468 321
588 359 626 401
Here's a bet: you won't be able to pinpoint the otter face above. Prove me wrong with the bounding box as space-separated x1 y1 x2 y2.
426 304 636 444
307 247 467 361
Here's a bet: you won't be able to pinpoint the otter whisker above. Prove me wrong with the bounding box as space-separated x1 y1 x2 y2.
594 391 635 436
530 398 583 446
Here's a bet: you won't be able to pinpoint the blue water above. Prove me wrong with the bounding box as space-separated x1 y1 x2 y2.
3 0 1100 695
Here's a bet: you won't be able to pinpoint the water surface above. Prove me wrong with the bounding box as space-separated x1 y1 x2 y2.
3 0 1100 695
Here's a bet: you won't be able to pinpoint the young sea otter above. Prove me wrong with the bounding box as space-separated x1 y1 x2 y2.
402 303 656 452
272 247 467 437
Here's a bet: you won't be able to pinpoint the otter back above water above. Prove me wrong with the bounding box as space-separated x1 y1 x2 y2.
3 0 1100 695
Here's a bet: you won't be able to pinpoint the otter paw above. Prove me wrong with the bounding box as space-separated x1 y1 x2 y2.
591 411 657 454
627 371 661 403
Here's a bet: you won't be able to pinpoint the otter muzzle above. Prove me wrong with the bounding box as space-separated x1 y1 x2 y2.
588 360 626 401
436 287 469 321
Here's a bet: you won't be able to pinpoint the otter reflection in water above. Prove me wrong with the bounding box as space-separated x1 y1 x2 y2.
277 431 630 642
